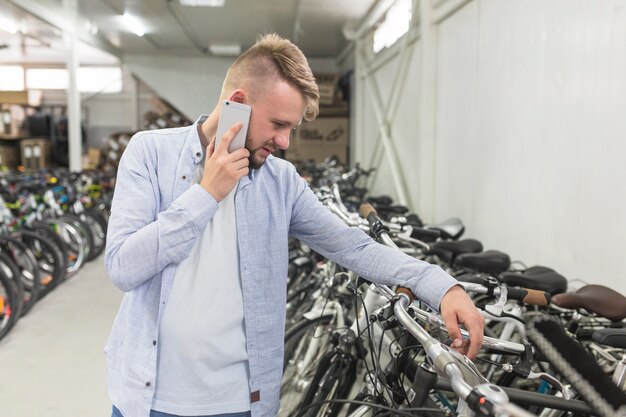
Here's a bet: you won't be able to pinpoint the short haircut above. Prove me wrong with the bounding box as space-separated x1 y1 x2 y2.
222 33 320 121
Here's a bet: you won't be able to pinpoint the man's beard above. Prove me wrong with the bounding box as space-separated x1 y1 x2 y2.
246 140 274 170
248 151 264 170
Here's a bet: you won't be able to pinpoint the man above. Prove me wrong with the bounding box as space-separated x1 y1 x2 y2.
105 33 483 417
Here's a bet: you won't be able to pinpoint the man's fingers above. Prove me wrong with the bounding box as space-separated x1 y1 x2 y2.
216 122 242 153
464 315 484 359
206 137 216 158
232 155 250 170
444 314 463 349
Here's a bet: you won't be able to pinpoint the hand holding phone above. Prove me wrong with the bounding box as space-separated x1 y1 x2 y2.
215 100 251 153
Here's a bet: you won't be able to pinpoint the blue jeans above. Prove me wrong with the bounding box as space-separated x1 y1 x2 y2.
112 405 251 417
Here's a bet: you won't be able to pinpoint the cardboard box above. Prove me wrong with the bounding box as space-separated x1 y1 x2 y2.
0 144 20 168
314 73 340 106
0 91 28 105
20 138 51 170
294 117 348 148
85 147 102 170
285 143 348 164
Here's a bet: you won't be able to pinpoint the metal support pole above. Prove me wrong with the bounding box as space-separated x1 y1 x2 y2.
63 0 82 172
418 0 438 219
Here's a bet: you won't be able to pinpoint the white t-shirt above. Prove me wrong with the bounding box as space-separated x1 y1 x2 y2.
152 184 250 415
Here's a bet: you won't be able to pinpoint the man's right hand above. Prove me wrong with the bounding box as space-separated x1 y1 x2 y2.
200 122 250 201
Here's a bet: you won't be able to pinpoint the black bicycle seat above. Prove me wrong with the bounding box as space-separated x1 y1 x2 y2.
425 217 464 240
426 239 483 265
500 266 568 295
454 250 511 275
592 328 626 349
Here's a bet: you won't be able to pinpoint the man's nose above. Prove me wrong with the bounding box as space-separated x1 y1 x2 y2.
274 130 290 150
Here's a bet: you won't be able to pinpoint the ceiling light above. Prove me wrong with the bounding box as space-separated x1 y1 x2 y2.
209 43 241 56
123 12 145 37
85 21 99 35
0 15 17 34
179 0 225 7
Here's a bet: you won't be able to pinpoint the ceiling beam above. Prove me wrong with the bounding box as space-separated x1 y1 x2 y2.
7 0 123 60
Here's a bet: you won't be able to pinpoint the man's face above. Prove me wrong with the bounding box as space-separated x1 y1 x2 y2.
244 80 307 169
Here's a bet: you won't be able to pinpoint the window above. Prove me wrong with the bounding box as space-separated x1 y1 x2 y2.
0 66 25 90
24 67 122 93
373 0 412 54
26 68 68 90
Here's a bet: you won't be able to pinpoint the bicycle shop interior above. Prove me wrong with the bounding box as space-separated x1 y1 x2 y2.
0 1 625 417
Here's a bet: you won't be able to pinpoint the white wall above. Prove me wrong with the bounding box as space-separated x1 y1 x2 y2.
124 54 339 120
353 0 626 295
124 54 234 120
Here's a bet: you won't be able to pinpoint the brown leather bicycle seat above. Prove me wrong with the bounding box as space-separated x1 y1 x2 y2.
552 284 626 322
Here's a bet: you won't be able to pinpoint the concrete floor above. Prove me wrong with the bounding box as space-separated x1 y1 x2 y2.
0 256 123 417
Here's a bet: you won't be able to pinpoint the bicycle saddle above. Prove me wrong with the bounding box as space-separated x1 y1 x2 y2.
425 217 464 240
592 328 626 349
366 195 393 207
454 250 511 275
552 285 626 322
381 205 410 215
427 239 483 265
499 266 568 295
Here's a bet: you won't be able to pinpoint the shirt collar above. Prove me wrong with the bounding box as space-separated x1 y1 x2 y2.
191 114 209 165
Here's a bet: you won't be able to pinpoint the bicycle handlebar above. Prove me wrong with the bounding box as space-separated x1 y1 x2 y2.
461 282 551 306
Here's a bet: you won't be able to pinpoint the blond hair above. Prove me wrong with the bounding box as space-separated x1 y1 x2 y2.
221 33 319 121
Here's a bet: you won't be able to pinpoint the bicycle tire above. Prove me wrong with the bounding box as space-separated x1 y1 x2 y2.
0 264 20 341
80 209 107 260
43 218 86 277
280 315 334 417
0 236 41 315
16 229 67 298
0 251 25 321
60 214 95 263
301 350 358 417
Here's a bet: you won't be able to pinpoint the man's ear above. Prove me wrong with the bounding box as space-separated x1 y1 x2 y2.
228 89 246 104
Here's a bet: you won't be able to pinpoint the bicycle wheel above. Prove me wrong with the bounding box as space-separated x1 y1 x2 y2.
43 218 86 277
0 252 25 321
0 265 20 341
301 350 358 417
0 236 41 315
280 315 334 417
13 230 66 299
79 209 107 260
60 214 95 263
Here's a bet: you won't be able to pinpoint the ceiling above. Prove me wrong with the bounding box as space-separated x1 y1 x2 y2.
0 0 379 65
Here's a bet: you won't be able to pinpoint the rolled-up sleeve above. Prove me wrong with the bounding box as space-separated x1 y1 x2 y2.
288 172 457 311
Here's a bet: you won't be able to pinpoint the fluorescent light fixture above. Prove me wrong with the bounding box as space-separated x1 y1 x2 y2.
0 15 17 34
180 0 225 6
85 21 99 35
123 12 145 37
209 43 241 56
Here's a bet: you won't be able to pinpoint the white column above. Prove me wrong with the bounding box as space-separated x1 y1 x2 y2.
418 0 438 219
63 0 82 172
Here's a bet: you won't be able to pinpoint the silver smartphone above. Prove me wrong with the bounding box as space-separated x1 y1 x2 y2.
215 100 252 153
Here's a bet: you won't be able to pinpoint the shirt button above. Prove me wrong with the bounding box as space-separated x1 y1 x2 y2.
146 381 151 387
152 340 157 346
196 152 201 157
182 175 187 180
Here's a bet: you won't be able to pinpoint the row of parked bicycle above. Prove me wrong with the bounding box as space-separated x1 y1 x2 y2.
282 158 626 417
0 169 114 342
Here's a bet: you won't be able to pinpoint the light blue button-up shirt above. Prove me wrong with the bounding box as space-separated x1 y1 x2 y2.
104 116 458 417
